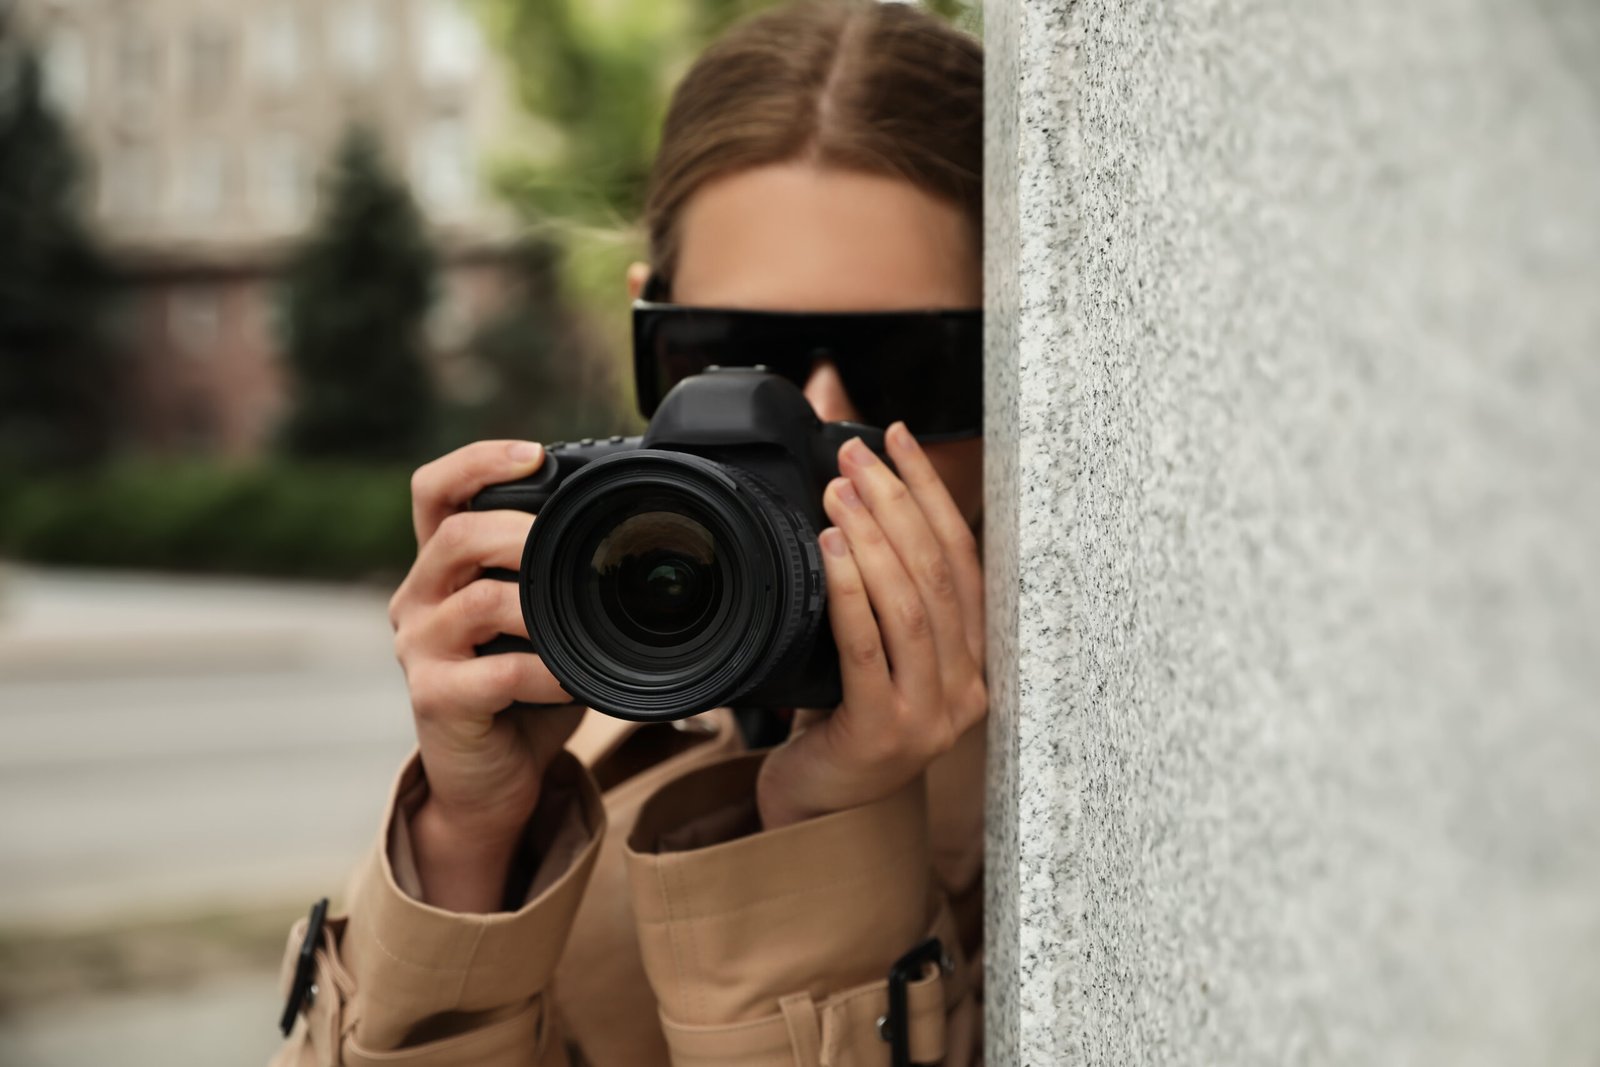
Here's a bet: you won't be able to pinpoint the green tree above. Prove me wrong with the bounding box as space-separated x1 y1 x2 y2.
474 0 710 355
0 35 113 471
481 0 977 238
280 127 438 462
473 0 980 350
445 237 609 446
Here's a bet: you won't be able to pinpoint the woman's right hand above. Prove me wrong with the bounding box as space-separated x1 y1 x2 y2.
387 440 585 912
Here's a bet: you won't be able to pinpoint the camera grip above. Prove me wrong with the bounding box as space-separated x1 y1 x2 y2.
816 420 895 475
472 567 572 708
469 466 560 514
469 467 556 696
470 437 643 515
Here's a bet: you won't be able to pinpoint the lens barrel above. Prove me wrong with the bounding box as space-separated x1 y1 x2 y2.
519 450 824 721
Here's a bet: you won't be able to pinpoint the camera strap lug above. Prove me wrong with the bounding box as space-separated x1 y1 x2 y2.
877 936 952 1067
279 897 329 1036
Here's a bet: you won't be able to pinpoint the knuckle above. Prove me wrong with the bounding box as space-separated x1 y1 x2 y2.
948 524 980 558
896 596 931 639
408 666 442 719
962 677 990 723
834 571 868 601
920 554 956 601
484 651 525 693
851 518 889 550
392 626 414 665
409 462 437 505
432 511 473 555
463 577 503 617
853 519 885 547
880 476 911 504
924 717 958 757
861 722 911 764
845 636 883 671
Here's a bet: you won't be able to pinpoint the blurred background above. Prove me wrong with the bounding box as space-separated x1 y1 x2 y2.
0 0 974 1062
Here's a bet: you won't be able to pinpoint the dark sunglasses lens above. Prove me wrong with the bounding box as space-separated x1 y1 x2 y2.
635 309 812 413
829 315 982 438
635 307 982 437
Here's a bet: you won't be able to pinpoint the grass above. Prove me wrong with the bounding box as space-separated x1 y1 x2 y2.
0 901 319 1014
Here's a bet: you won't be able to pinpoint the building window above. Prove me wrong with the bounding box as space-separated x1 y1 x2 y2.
116 26 161 92
44 28 88 115
332 1 384 80
410 114 473 217
414 0 479 87
252 7 302 90
188 23 232 110
101 143 161 221
170 288 223 360
113 23 162 131
175 139 228 222
253 133 306 226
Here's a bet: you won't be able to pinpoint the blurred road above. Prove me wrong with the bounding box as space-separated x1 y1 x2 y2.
0 974 284 1067
0 565 416 1066
0 566 416 925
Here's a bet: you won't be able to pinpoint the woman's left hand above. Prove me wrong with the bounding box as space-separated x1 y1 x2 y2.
756 422 987 830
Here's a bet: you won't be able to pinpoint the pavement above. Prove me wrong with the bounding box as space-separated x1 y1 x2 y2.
0 564 418 1065
0 974 285 1067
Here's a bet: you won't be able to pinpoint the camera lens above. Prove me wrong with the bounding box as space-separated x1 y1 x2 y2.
518 449 826 721
591 512 722 646
567 489 736 671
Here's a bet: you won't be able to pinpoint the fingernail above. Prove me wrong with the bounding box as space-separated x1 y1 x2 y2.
841 436 879 467
834 478 863 509
820 527 848 558
889 421 918 451
508 441 543 464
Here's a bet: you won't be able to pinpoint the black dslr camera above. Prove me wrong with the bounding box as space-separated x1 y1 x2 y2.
470 367 890 722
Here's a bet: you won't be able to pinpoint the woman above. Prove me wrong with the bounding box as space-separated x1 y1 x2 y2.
273 2 986 1063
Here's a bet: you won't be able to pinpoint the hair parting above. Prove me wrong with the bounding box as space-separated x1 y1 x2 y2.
644 0 983 290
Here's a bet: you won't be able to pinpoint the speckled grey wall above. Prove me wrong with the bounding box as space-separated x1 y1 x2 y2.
982 1 1600 1064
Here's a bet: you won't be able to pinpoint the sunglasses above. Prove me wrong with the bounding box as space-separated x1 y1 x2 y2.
632 275 983 441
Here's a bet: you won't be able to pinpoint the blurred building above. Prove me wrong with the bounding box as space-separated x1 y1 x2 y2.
10 0 526 457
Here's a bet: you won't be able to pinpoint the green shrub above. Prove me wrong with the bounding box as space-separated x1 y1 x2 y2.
0 462 416 582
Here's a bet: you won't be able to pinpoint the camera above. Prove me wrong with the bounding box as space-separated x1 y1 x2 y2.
470 367 891 722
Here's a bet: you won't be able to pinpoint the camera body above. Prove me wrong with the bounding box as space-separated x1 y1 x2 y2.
471 367 890 722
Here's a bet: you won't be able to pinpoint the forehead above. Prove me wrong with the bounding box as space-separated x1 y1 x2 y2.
671 162 980 311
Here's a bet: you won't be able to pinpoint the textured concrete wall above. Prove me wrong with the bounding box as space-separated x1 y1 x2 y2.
983 1 1600 1064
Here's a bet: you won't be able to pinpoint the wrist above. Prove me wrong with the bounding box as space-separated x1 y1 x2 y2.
756 792 805 832
411 794 534 913
755 754 832 831
757 739 921 832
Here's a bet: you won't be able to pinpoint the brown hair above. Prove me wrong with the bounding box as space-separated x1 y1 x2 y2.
644 0 983 288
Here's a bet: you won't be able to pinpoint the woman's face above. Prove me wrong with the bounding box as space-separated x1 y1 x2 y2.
628 161 984 528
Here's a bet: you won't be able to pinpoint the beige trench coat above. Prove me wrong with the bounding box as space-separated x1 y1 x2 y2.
272 708 986 1066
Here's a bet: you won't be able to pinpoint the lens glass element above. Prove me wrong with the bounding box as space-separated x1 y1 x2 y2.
588 510 722 648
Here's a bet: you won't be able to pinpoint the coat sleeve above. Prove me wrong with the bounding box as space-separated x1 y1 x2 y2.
623 751 982 1067
271 749 605 1067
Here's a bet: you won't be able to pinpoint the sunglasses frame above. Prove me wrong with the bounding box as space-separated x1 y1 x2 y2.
631 275 984 442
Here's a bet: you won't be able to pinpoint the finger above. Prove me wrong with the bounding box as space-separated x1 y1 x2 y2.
790 706 831 733
822 477 940 707
412 440 545 545
409 653 572 723
398 510 534 608
836 437 973 675
882 423 985 663
409 578 528 659
816 526 894 712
